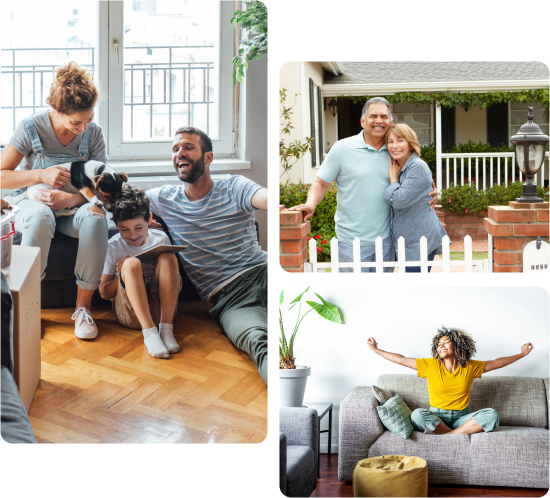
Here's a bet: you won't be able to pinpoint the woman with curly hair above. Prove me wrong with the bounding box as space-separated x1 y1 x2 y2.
1 61 108 340
367 327 534 435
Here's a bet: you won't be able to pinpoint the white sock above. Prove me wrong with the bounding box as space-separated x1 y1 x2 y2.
159 323 179 353
142 327 170 359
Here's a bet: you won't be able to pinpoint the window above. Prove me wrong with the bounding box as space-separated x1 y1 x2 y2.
392 103 433 146
1 0 97 141
510 101 549 140
106 1 233 159
1 1 235 161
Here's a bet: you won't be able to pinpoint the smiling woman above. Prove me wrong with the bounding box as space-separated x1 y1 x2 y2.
1 61 109 340
367 326 534 435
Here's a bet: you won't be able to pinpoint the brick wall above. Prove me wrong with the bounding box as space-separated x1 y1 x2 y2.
483 202 549 272
280 206 310 272
442 211 488 241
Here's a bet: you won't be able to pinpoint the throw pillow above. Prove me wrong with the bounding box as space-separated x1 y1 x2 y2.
376 394 414 440
372 385 393 405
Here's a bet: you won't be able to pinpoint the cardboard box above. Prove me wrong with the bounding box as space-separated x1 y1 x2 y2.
6 246 41 413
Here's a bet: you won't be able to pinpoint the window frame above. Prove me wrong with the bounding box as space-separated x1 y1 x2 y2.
100 1 235 161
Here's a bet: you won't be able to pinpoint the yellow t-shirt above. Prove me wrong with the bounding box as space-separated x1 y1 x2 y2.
416 358 485 410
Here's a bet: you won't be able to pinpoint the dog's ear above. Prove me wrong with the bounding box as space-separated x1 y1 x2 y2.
119 172 129 183
93 174 105 187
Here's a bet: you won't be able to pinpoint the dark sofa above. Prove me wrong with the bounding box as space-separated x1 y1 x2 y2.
14 213 200 308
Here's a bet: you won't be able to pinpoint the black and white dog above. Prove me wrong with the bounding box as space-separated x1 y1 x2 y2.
10 160 128 217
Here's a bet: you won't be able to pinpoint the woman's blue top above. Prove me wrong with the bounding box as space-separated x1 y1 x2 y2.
384 153 449 260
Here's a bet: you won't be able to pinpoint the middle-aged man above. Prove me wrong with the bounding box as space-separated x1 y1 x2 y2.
146 126 268 384
289 97 436 272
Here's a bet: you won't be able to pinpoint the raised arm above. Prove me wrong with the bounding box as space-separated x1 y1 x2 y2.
483 342 533 373
367 337 417 370
287 176 330 221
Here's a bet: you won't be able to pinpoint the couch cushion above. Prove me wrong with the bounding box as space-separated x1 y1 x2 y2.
369 430 471 485
376 395 414 440
286 446 315 497
372 385 393 405
377 375 430 411
469 376 548 428
378 374 549 429
470 426 549 488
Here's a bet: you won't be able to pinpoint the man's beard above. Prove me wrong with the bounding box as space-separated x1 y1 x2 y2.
176 154 206 184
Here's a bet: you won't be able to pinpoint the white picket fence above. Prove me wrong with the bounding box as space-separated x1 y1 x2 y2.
304 235 490 273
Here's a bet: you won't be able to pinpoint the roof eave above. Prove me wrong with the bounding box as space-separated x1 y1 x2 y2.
321 79 549 96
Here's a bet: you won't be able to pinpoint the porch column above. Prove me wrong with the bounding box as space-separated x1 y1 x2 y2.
435 104 442 193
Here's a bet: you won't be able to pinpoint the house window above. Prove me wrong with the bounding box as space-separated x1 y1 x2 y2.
510 101 549 140
392 103 433 146
1 1 234 161
108 1 233 159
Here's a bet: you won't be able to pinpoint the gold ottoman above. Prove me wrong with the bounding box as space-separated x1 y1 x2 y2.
353 455 428 497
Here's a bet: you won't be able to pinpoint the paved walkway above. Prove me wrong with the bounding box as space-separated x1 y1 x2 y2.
431 240 489 273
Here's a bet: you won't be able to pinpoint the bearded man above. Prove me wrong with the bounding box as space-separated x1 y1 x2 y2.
146 126 268 384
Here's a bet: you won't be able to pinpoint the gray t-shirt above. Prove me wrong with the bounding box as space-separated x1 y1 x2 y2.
9 109 108 170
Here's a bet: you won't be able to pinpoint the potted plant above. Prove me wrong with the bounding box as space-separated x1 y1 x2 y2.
279 287 342 407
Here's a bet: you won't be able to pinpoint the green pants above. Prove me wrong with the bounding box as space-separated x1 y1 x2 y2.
411 406 500 433
209 264 267 385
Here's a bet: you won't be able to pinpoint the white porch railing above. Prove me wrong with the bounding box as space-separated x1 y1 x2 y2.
438 152 549 191
304 235 490 273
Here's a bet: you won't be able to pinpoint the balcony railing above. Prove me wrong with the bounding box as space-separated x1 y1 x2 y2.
1 47 95 136
1 45 215 140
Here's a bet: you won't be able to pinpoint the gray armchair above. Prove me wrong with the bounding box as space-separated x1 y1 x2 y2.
1 272 37 443
279 407 319 497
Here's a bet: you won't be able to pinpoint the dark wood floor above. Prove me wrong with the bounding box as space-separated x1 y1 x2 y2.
311 454 548 497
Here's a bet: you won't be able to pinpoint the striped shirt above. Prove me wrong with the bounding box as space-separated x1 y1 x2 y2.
147 176 267 300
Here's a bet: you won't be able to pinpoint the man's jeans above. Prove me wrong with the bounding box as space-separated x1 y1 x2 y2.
338 236 395 273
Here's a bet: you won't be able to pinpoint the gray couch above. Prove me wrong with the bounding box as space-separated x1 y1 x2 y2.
339 374 549 489
280 408 319 497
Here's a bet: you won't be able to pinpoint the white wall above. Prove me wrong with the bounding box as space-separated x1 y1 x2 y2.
234 53 268 249
279 285 549 453
455 105 487 145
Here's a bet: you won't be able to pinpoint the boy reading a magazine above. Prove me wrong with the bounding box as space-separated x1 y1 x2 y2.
99 185 182 358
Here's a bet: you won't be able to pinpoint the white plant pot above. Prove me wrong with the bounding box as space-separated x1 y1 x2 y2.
279 366 311 407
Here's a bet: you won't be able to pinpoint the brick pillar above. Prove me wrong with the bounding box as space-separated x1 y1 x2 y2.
279 205 311 272
434 205 446 229
483 202 549 272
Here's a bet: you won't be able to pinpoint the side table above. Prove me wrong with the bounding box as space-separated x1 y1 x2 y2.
6 245 41 412
304 401 333 477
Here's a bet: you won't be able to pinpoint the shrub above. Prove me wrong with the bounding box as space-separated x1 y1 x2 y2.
441 181 548 215
279 181 337 262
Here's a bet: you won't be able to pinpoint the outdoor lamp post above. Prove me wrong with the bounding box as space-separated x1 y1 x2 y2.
328 97 338 117
510 106 549 203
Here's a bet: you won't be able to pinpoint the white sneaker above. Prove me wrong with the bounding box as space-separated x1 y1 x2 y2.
71 306 98 340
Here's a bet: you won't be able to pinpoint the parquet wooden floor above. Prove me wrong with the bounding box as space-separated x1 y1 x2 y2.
30 301 267 444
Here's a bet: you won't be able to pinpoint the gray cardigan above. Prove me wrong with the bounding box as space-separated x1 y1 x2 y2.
384 153 449 260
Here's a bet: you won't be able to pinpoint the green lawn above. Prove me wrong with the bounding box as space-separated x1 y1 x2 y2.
449 252 488 261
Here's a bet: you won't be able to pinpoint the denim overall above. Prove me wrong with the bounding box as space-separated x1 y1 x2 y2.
13 115 108 289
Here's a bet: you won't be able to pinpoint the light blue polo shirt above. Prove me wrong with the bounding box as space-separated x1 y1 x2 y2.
317 131 391 246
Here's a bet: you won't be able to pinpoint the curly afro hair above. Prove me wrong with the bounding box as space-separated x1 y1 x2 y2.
431 326 477 368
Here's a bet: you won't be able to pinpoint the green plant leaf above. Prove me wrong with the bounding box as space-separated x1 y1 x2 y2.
279 290 284 306
289 287 309 310
307 294 342 323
